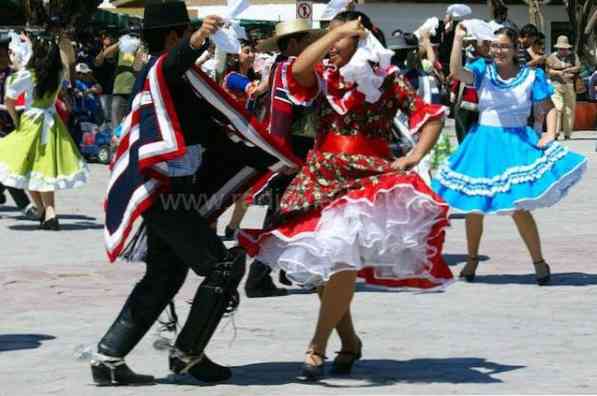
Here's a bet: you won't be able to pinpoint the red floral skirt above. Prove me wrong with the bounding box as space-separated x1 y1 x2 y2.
240 148 453 290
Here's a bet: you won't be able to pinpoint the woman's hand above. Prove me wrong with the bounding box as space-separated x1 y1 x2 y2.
454 23 467 41
331 17 367 40
391 155 421 173
537 133 555 149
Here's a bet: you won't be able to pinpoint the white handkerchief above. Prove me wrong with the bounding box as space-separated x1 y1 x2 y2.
447 4 472 19
414 17 439 39
211 0 250 54
339 30 394 103
488 20 504 34
320 0 352 21
212 28 241 54
462 19 498 42
119 34 140 54
8 31 33 70
224 0 249 19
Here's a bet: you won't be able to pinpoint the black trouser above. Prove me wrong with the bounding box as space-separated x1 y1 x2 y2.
0 183 30 210
98 178 238 358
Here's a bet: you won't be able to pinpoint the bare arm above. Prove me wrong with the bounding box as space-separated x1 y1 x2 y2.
5 97 19 129
94 42 119 67
392 119 443 171
419 30 436 66
293 18 366 88
538 99 557 148
449 24 473 84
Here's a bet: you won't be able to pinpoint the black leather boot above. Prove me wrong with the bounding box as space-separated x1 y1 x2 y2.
245 260 287 298
169 348 231 383
91 356 155 386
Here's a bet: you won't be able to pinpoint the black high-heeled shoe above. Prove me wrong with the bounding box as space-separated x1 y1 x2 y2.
331 340 362 375
534 259 551 286
40 216 60 231
459 256 479 282
301 350 326 381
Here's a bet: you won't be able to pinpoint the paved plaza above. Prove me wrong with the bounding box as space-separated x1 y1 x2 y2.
1 132 596 395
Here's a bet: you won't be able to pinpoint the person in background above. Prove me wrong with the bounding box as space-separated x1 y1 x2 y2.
489 3 518 31
110 33 142 129
546 35 581 140
93 32 118 128
0 32 38 220
73 63 103 122
518 24 539 66
528 32 546 70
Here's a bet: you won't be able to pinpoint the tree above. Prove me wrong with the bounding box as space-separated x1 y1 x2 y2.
521 0 553 33
564 0 597 67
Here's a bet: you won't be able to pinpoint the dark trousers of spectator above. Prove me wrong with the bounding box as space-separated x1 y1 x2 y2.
0 183 30 210
454 107 479 144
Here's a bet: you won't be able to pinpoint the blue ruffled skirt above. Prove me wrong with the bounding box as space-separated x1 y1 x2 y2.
431 124 587 214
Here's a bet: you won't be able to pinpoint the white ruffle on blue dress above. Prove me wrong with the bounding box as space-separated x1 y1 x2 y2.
432 59 587 214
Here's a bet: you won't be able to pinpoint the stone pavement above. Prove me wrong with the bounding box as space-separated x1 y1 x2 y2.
0 132 596 395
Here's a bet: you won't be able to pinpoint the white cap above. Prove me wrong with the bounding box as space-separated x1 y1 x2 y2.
75 63 92 74
447 4 472 20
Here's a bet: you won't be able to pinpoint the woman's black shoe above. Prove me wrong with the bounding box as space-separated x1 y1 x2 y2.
91 359 155 386
534 260 551 286
301 350 325 381
331 340 362 375
459 256 479 282
169 350 232 383
40 216 60 231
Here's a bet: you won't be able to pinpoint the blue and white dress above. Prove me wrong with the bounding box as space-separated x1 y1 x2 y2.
432 59 587 214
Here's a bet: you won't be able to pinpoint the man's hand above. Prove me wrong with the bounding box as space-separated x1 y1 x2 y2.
190 15 224 49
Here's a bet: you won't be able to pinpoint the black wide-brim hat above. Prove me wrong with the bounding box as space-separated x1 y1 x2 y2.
143 0 191 31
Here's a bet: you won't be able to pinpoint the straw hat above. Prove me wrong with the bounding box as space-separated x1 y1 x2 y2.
554 35 572 49
257 19 322 52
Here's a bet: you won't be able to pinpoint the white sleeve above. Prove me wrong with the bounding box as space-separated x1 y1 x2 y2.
5 70 33 100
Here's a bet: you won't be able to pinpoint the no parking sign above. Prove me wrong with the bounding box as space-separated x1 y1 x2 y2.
296 1 313 21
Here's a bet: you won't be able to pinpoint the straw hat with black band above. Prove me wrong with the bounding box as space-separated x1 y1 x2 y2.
257 19 322 52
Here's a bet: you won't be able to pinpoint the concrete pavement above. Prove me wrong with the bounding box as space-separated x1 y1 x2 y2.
0 132 596 395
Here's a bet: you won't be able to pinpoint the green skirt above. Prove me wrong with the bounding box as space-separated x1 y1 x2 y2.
0 110 89 192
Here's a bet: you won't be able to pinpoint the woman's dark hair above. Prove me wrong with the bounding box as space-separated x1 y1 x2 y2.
143 25 188 54
332 11 387 48
30 36 62 100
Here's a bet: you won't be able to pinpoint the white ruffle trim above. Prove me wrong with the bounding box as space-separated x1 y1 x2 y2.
435 143 568 197
257 183 448 288
0 161 90 192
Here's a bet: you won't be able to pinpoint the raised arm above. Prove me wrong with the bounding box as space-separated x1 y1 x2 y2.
292 18 366 88
163 16 223 80
94 42 119 67
449 24 474 85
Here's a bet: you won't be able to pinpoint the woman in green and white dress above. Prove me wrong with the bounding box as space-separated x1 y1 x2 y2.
0 35 89 230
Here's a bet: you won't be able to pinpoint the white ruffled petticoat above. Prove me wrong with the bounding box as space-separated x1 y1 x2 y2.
257 182 449 288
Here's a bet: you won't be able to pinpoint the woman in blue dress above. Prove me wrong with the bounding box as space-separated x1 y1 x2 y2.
432 26 587 285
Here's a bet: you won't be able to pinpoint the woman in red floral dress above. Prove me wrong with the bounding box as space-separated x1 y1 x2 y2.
245 12 453 380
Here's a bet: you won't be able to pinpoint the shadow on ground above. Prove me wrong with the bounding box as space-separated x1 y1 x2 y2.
0 334 56 352
8 222 103 231
154 357 524 387
444 254 490 266
473 272 597 286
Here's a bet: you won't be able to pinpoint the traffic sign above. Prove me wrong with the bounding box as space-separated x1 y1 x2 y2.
296 1 313 21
